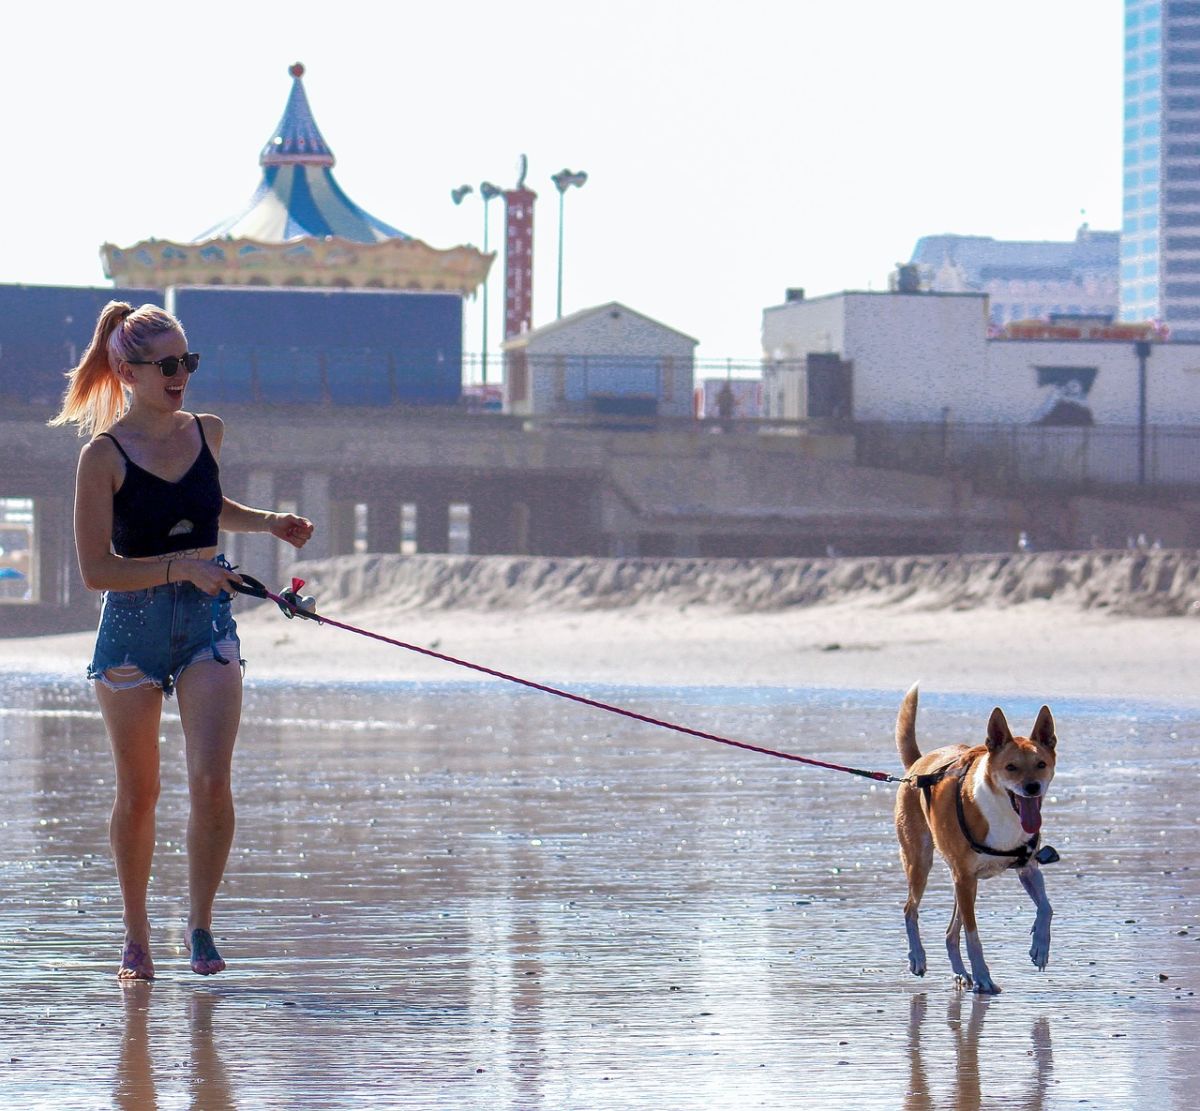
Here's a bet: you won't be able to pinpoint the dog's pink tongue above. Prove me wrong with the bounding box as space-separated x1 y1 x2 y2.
1017 794 1043 834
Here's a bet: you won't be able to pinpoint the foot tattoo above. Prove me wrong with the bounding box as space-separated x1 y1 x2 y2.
118 939 155 981
187 928 226 976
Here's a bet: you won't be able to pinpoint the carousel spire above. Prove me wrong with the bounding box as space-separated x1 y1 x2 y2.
102 62 494 294
260 62 335 168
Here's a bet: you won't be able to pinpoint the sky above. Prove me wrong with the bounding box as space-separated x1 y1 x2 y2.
1 1 1124 364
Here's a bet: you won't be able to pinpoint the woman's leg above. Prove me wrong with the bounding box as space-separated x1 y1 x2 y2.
95 681 164 980
175 657 243 974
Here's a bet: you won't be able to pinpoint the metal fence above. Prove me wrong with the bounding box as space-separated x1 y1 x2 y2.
459 354 764 387
853 421 1200 492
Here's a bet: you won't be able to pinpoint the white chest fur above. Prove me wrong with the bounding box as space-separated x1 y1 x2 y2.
969 759 1026 853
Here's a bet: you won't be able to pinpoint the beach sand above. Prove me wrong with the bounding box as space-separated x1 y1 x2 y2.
2 553 1199 1108
5 580 1199 706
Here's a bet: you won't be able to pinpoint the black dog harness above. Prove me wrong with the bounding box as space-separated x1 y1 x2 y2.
914 756 1059 869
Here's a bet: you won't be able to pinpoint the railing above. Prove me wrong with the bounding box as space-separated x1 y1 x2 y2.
853 420 1200 493
9 341 1200 492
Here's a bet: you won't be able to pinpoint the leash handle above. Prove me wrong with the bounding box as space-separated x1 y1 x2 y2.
230 573 270 600
230 572 322 621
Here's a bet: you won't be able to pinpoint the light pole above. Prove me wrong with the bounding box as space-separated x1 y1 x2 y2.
1136 338 1152 485
479 182 501 385
453 181 504 386
552 169 587 319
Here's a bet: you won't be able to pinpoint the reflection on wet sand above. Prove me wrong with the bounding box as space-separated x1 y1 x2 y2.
905 993 1053 1111
115 984 155 1111
115 984 234 1111
1 676 1198 1108
188 990 235 1110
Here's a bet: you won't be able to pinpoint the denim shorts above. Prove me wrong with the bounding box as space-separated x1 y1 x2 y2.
88 569 242 697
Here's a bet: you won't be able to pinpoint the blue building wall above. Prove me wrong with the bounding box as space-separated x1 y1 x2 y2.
168 287 463 406
0 284 164 407
0 284 464 409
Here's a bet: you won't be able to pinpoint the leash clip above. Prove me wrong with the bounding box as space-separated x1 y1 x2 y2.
1034 844 1060 866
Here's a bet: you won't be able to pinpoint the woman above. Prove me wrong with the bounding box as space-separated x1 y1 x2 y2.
51 301 313 980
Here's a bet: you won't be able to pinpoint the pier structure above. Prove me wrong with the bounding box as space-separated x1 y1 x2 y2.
2 407 984 634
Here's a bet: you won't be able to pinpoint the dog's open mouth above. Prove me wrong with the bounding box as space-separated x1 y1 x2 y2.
1008 790 1043 834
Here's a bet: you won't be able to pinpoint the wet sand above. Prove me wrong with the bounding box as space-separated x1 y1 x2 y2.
1 668 1198 1109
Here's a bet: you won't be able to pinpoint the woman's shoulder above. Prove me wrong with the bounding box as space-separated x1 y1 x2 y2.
81 429 120 456
193 411 225 432
194 412 225 452
78 431 123 476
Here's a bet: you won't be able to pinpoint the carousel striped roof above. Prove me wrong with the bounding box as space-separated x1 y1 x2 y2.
196 63 408 245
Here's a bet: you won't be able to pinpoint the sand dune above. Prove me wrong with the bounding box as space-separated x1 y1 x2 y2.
282 549 1200 618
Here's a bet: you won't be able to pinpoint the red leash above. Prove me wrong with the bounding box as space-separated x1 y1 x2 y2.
233 574 901 784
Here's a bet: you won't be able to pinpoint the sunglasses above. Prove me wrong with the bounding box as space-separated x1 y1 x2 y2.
126 352 201 378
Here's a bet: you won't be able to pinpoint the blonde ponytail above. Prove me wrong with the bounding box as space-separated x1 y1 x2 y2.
49 301 186 436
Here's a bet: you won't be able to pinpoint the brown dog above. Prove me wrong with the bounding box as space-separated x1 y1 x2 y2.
893 683 1058 994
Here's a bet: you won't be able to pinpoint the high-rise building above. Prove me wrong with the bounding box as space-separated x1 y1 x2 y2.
1122 0 1200 336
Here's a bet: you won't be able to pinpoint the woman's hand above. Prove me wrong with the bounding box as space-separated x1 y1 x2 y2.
269 513 314 549
174 558 243 597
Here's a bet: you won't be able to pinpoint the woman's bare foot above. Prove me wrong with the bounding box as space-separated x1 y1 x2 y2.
187 927 226 976
118 931 155 981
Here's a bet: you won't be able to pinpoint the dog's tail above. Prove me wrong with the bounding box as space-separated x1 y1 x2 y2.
895 682 921 769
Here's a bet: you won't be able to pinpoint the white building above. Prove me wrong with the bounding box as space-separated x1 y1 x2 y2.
762 289 1200 426
501 302 697 418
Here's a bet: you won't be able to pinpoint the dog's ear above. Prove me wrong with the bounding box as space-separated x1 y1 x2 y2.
1030 705 1057 750
986 707 1013 752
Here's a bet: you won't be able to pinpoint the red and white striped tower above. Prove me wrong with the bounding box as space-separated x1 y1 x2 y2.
503 156 537 338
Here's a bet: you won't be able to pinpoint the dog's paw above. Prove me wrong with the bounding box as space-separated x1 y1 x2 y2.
972 976 1001 996
908 951 927 977
1030 925 1051 970
954 973 974 991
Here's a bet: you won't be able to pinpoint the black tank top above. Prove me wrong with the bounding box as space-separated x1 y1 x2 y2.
98 415 223 558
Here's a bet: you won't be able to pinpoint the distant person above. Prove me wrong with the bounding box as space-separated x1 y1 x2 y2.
50 301 313 980
716 381 735 432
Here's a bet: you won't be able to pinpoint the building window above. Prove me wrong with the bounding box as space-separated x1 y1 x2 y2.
0 498 35 604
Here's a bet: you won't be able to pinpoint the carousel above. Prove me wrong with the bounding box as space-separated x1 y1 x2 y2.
101 64 492 294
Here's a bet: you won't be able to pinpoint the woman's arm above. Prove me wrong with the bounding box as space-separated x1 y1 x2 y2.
73 441 240 595
220 498 314 549
203 414 313 549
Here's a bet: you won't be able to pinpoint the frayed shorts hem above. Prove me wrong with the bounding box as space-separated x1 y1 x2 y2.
89 637 244 698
